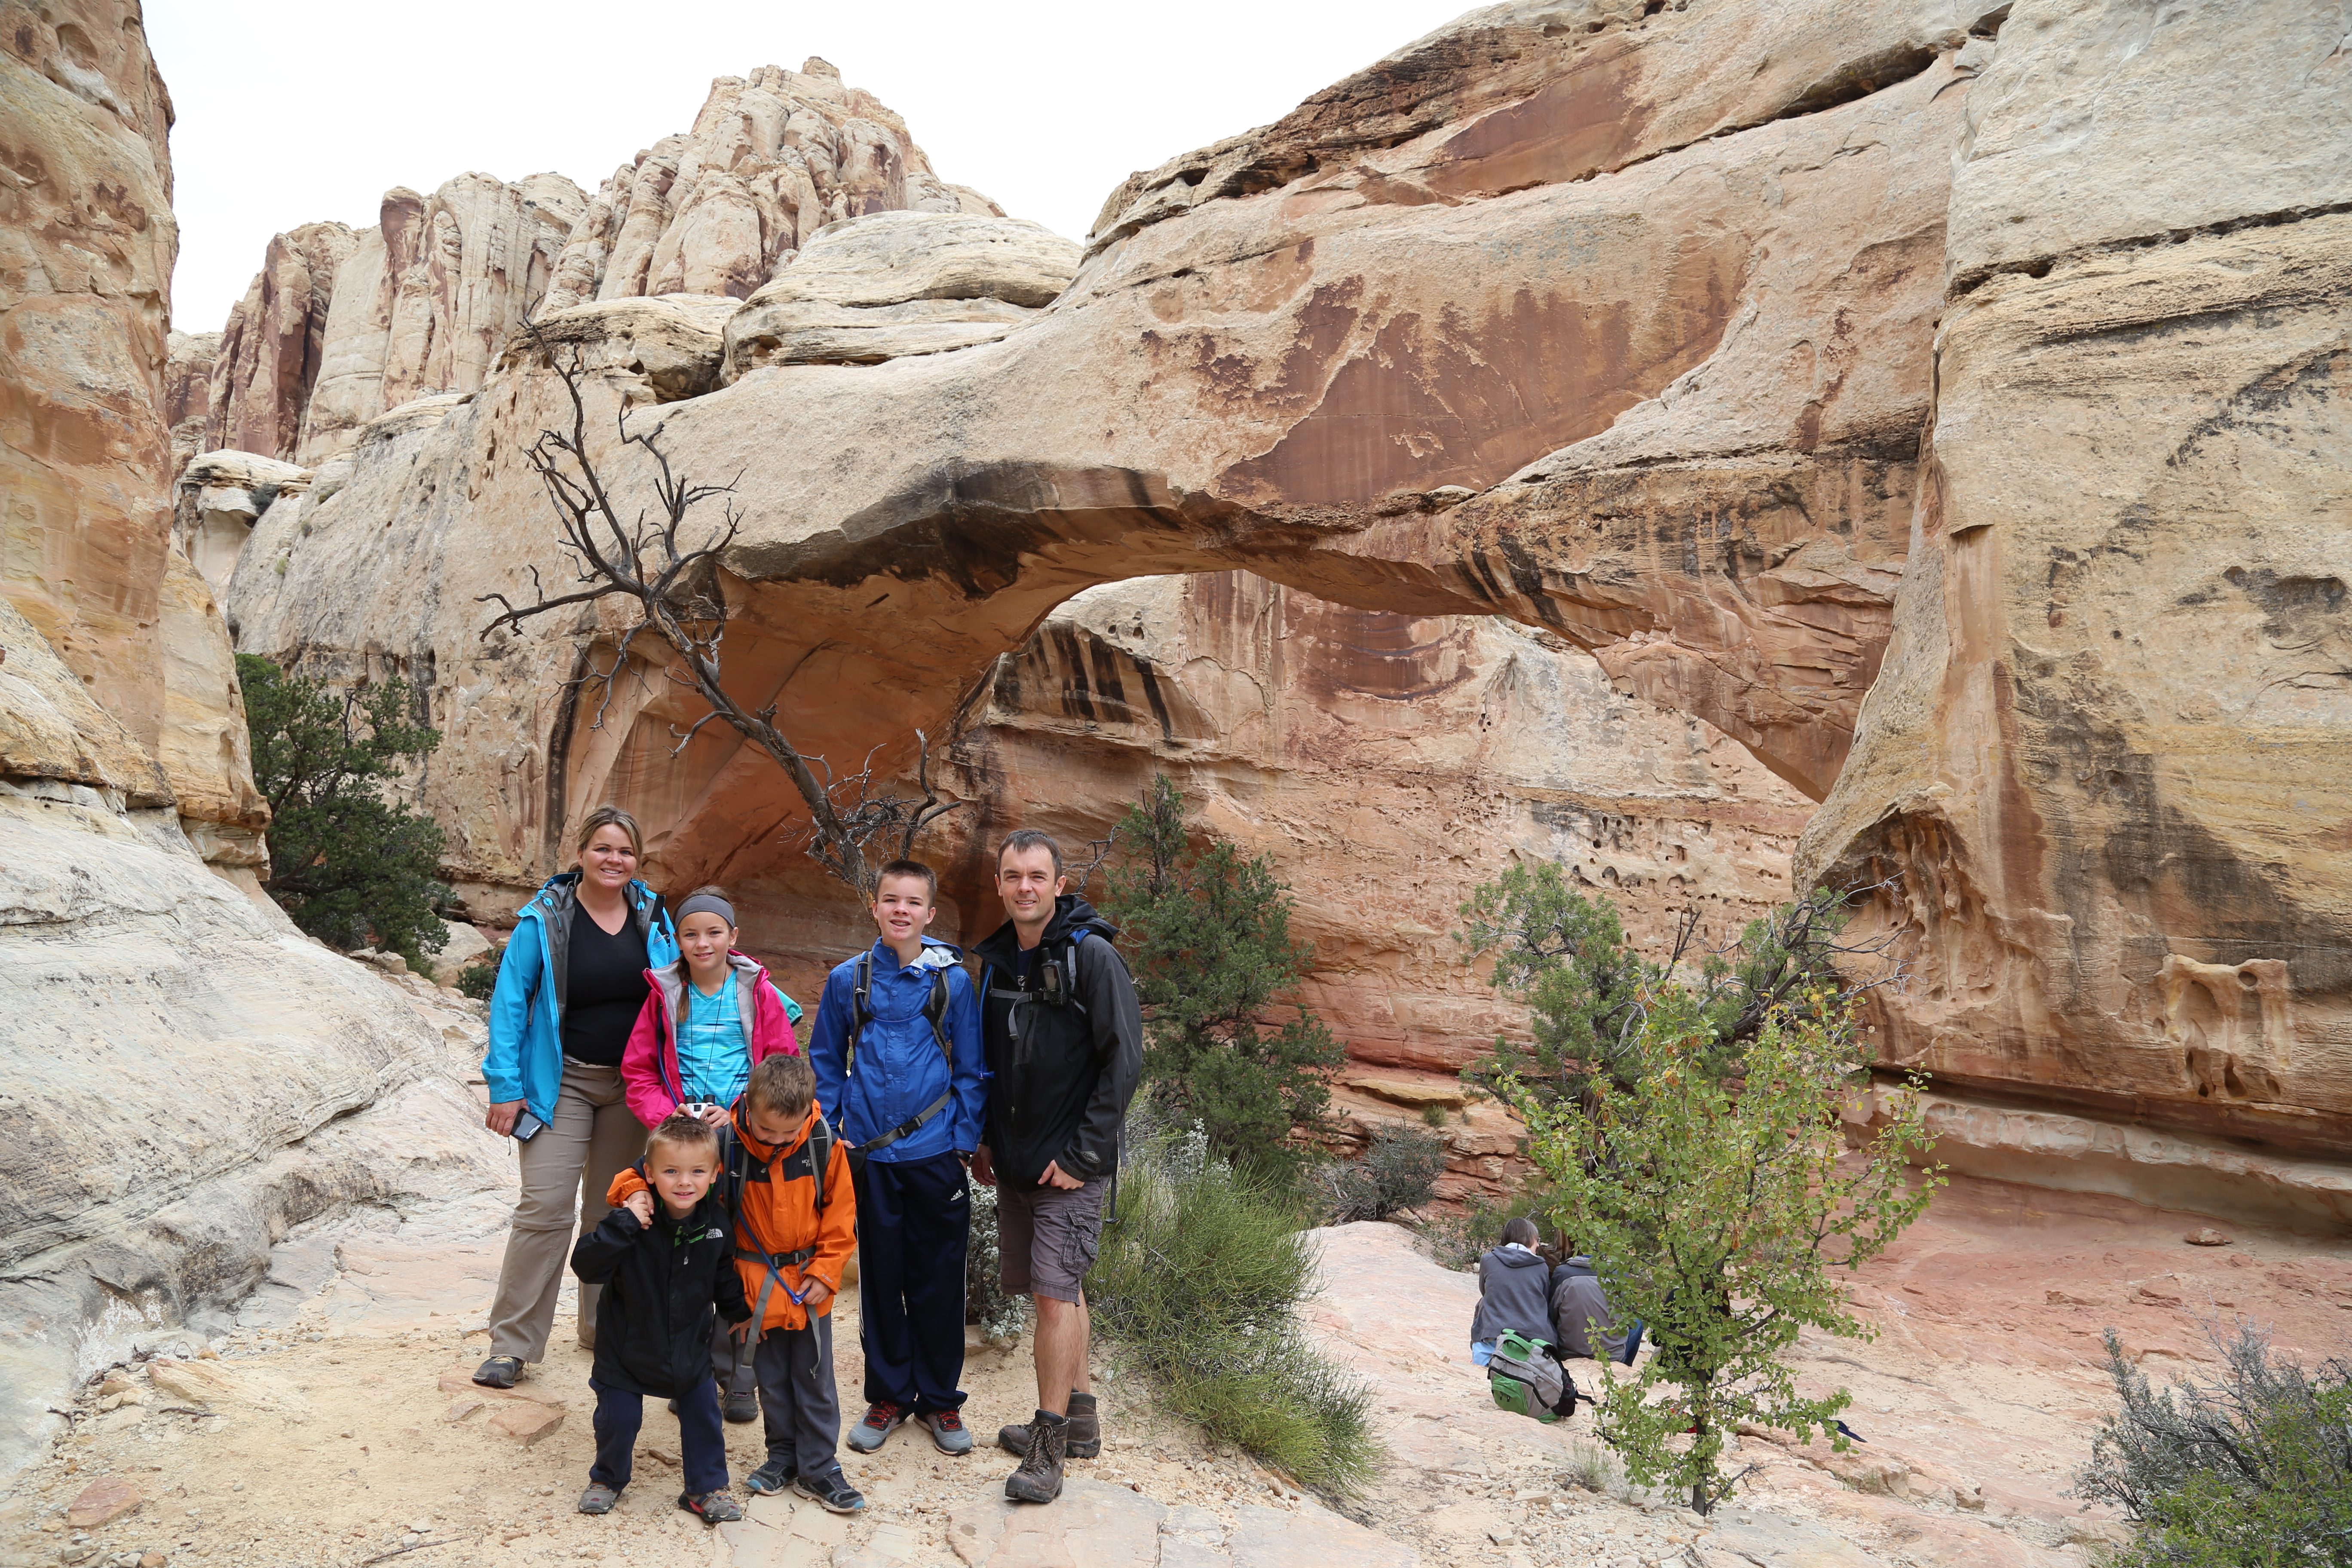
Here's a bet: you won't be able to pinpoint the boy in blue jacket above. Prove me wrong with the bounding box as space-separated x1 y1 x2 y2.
809 859 987 1456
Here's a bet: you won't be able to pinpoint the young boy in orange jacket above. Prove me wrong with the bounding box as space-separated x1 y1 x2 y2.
612 1052 860 1511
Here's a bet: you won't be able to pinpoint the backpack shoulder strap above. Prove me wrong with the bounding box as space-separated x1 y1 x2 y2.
847 952 873 1077
922 967 952 1060
808 1115 833 1211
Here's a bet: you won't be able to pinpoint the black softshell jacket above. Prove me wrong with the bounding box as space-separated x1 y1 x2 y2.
570 1188 750 1398
973 895 1144 1190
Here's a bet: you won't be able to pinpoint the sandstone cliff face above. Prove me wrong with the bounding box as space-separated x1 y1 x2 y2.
1796 0 2352 1166
0 0 177 757
199 59 1001 468
0 1 503 1478
934 573 1810 1074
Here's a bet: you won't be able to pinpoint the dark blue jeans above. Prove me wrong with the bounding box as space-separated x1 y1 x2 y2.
590 1377 726 1494
852 1149 971 1412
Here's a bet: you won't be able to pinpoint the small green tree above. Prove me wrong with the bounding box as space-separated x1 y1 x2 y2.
1458 864 1877 1107
1098 775 1346 1173
1512 987 1941 1515
2075 1320 2352 1568
238 654 450 969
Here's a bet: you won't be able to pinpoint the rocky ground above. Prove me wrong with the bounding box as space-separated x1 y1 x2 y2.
3 1160 2344 1568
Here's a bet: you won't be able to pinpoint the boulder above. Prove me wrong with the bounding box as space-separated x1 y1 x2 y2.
721 211 1079 375
497 293 744 405
425 922 493 989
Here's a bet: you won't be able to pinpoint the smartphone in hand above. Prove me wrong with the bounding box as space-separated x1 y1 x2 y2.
512 1111 546 1141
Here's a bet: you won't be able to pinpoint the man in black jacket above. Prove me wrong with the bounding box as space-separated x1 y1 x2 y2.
970 830 1143 1505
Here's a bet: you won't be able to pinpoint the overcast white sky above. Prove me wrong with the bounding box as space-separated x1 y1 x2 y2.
151 0 1470 335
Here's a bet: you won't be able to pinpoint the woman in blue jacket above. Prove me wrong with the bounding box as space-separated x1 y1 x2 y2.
473 805 680 1390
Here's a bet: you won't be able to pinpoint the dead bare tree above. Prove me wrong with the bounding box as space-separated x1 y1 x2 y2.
477 334 962 899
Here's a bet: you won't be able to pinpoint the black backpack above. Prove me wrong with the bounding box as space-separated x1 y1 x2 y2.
844 951 956 1152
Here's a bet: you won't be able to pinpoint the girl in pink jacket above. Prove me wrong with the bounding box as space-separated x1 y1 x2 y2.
622 886 802 1130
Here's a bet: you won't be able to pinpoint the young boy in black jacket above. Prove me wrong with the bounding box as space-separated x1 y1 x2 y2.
570 1110 751 1523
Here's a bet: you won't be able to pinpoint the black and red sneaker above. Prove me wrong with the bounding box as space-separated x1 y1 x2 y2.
845 1399 906 1453
677 1489 743 1525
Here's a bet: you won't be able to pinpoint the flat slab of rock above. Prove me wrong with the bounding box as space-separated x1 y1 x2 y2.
66 1476 141 1527
484 1402 564 1445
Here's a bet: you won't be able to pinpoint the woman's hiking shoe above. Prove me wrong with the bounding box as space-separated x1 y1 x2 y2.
923 1408 974 1455
678 1490 743 1525
998 1393 1098 1460
576 1482 621 1515
846 1400 905 1453
744 1458 795 1495
793 1470 866 1515
723 1391 760 1424
1005 1409 1067 1504
471 1356 522 1390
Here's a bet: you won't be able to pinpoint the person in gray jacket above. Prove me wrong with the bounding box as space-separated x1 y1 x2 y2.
1550 1253 1639 1363
1469 1217 1556 1364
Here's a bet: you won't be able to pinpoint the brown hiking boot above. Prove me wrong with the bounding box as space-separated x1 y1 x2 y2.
1004 1409 1067 1503
998 1391 1099 1459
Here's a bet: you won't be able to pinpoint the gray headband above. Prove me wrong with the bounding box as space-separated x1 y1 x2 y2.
676 892 736 928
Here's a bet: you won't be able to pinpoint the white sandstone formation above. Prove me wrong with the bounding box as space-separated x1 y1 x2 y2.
722 211 1081 375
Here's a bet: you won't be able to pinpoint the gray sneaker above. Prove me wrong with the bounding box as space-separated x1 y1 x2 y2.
846 1400 906 1453
923 1408 974 1454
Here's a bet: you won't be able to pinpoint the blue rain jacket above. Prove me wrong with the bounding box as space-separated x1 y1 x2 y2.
808 937 987 1164
482 873 680 1126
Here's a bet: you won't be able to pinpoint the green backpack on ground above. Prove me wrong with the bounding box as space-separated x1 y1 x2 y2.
1488 1329 1568 1423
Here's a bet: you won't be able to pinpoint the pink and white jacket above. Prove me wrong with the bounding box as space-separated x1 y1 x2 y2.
620 951 800 1128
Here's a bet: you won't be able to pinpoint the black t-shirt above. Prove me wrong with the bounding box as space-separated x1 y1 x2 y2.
561 903 650 1066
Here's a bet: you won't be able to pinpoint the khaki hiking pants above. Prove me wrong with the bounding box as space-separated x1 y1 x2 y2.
485 1062 645 1363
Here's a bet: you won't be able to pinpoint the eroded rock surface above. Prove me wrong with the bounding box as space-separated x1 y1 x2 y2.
1797 0 2352 1168
195 59 1004 468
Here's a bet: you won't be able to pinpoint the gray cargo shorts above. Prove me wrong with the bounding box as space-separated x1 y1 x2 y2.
995 1177 1108 1304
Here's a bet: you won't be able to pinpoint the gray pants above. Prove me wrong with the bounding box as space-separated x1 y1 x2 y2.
485 1063 643 1363
713 1315 757 1399
754 1315 840 1478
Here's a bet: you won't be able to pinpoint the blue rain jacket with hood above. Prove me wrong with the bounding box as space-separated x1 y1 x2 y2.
483 872 680 1126
808 936 987 1163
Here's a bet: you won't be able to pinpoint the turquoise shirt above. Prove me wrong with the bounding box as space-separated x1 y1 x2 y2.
678 971 750 1107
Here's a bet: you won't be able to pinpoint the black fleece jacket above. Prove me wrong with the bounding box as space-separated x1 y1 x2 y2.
972 894 1144 1190
570 1187 750 1398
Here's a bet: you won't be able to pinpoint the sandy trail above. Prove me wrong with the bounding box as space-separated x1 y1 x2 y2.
6 1171 2343 1568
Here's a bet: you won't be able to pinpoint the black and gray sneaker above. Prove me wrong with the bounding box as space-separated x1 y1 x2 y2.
679 1489 744 1525
793 1469 867 1515
723 1390 760 1424
471 1356 522 1389
744 1457 796 1496
576 1482 620 1514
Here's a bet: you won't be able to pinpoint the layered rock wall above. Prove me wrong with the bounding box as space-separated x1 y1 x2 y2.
1795 0 2352 1166
0 0 507 1477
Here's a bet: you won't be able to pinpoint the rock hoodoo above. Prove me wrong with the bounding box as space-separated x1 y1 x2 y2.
195 60 1005 467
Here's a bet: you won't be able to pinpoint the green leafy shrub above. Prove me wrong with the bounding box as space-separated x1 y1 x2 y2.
237 654 449 969
1318 1124 1448 1224
456 956 501 1001
2074 1319 2352 1568
1099 776 1345 1175
1420 1101 1450 1128
1092 1125 1379 1495
1512 988 1940 1514
1457 865 1877 1108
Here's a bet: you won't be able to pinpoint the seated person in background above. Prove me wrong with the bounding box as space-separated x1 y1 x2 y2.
1551 1251 1642 1365
1469 1216 1556 1367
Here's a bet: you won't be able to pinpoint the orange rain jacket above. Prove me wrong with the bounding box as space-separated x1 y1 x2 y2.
606 1102 855 1335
